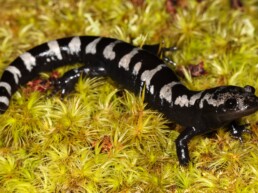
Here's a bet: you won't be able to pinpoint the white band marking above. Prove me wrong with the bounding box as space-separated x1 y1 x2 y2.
118 48 139 71
141 64 165 90
47 40 62 60
175 95 189 107
174 92 203 107
132 62 142 75
20 52 36 72
0 96 9 106
6 66 22 84
189 92 203 106
159 81 181 104
68 36 81 55
0 82 12 95
85 37 102 54
103 40 121 60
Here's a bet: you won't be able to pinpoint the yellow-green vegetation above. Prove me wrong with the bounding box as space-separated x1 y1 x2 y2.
0 0 258 192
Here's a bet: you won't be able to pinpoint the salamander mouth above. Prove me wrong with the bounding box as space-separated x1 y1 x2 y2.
217 105 258 122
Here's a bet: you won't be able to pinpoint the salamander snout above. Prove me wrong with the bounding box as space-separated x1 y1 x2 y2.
243 85 258 110
241 86 258 115
244 85 255 94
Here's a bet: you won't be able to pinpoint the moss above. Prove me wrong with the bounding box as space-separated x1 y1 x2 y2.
0 0 258 192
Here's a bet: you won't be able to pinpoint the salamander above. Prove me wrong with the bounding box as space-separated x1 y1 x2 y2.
0 36 258 165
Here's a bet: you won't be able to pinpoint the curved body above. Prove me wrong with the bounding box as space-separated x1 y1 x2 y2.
0 36 258 165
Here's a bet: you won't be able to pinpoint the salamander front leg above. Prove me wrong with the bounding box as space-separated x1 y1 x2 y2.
228 121 252 143
175 126 201 166
52 66 107 97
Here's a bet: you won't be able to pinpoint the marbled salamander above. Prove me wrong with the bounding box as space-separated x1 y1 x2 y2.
0 36 258 165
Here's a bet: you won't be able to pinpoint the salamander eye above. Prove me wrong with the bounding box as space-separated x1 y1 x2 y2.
225 98 237 109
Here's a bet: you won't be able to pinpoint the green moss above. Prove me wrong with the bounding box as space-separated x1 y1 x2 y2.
0 0 258 192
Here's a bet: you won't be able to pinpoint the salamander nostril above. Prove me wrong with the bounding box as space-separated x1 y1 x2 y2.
244 85 255 94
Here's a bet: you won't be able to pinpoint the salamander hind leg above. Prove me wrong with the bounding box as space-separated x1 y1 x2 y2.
142 44 177 66
142 44 161 55
52 65 107 97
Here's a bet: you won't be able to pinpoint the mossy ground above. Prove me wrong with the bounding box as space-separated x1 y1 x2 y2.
0 0 258 192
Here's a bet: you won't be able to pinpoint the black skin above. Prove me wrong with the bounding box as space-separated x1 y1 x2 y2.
52 44 257 166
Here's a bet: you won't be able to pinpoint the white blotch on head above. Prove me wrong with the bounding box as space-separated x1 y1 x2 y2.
199 93 225 109
159 81 181 104
6 66 22 84
103 40 121 60
85 37 102 54
118 48 139 71
0 96 9 106
132 62 142 76
68 36 81 55
199 93 211 108
0 82 11 95
20 52 36 72
141 64 165 91
199 91 246 110
237 98 245 110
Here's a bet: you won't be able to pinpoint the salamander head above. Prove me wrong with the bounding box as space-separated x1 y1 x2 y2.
200 85 258 124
